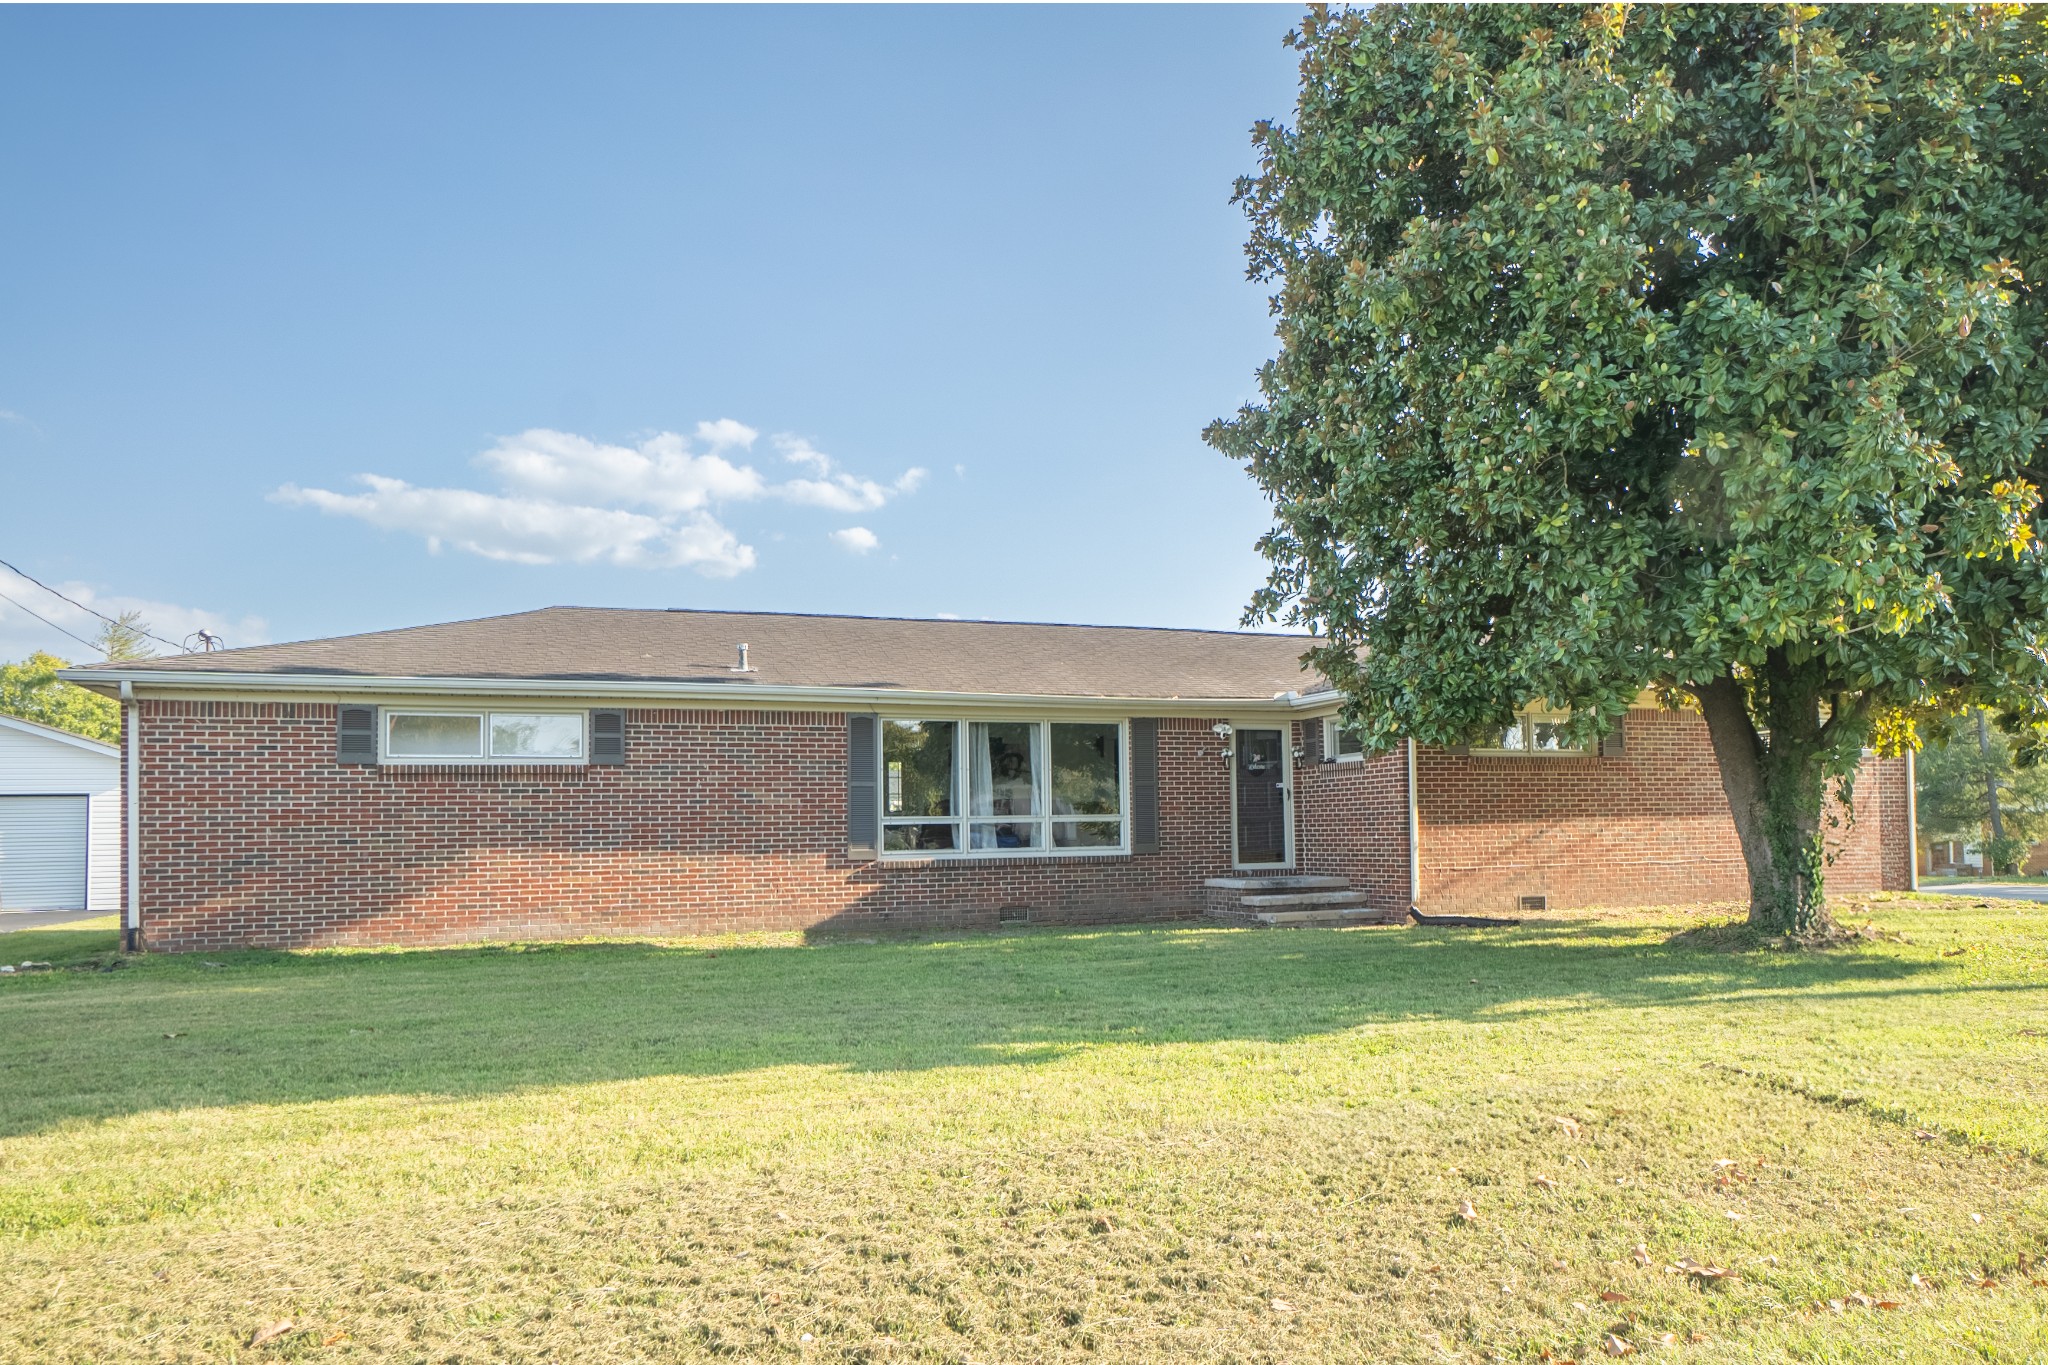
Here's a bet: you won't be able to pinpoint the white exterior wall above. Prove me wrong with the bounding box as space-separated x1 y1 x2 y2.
0 720 120 914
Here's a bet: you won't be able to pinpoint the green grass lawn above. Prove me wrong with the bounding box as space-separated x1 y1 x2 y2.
1 896 2044 1363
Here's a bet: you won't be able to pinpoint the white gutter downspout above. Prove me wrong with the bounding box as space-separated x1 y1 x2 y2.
1406 738 1421 909
121 682 140 953
1906 748 1919 892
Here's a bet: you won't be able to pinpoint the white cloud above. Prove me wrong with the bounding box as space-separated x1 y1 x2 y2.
274 423 924 576
476 430 763 515
273 477 755 575
773 437 928 513
694 418 759 451
0 565 268 664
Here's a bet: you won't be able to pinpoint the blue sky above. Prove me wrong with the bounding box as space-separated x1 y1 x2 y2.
0 5 1303 662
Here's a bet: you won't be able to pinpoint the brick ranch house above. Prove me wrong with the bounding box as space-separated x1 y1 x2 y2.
62 607 1916 952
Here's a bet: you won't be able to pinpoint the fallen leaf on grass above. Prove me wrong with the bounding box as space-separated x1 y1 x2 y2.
321 1331 349 1346
1602 1334 1635 1357
1971 1213 1984 1224
161 1032 183 1039
1456 1200 1479 1222
1600 1291 1630 1304
1914 1130 1938 1141
1555 1116 1582 1139
1874 1300 1902 1310
1535 1176 1558 1191
1631 1244 1651 1267
1270 1298 1294 1313
1673 1257 1740 1283
1653 1334 1677 1347
1847 1291 1875 1308
1712 1158 1737 1169
250 1320 295 1347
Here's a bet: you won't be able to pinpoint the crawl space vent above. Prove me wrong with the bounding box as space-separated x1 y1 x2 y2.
1517 894 1549 913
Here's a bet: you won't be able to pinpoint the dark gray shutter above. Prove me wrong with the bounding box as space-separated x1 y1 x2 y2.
1599 722 1625 759
337 705 378 765
1303 716 1324 765
847 713 879 860
1128 718 1160 855
590 709 626 765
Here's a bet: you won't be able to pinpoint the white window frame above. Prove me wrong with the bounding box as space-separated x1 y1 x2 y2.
878 717 1129 860
1472 709 1589 757
381 709 590 766
1321 716 1367 763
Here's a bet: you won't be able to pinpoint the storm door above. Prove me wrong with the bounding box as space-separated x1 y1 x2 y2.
1232 728 1289 866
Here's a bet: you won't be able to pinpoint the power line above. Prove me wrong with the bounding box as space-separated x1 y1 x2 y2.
0 555 194 654
0 587 106 657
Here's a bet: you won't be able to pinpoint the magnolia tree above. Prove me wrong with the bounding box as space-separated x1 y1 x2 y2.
1208 5 2048 933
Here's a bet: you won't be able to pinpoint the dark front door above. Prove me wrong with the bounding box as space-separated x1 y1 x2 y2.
1234 728 1288 865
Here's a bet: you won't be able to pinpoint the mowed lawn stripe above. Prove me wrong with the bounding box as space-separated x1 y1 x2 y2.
1 897 2044 1362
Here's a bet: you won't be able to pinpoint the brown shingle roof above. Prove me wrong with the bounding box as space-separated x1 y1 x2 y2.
81 607 1326 701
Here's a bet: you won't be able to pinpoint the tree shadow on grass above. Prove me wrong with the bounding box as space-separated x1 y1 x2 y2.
0 916 1982 1138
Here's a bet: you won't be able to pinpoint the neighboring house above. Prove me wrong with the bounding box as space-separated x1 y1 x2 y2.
61 607 1915 952
0 713 120 913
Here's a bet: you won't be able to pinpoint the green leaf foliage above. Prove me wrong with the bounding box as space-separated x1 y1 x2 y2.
1210 4 2048 756
1915 708 2048 868
0 652 120 744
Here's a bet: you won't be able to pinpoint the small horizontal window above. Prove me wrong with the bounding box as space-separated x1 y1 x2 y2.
1322 717 1367 760
1473 711 1587 756
385 711 585 764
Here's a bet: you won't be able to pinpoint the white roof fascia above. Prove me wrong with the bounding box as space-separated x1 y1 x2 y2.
56 669 1304 718
0 712 120 756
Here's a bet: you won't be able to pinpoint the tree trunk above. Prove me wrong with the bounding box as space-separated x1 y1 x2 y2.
1693 656 1836 936
1976 708 2007 871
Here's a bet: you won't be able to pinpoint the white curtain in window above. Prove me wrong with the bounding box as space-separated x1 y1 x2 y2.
970 726 994 820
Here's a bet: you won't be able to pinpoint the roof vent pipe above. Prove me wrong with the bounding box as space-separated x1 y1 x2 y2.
732 643 755 673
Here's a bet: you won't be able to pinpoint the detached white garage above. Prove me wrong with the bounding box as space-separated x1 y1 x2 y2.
0 715 119 913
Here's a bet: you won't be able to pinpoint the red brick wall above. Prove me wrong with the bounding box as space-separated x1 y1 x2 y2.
132 702 1244 951
1293 721 1412 912
1414 708 1912 916
130 699 1915 950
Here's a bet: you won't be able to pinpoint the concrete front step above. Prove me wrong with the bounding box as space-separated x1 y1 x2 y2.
1202 875 1351 891
1252 906 1406 927
1239 890 1374 909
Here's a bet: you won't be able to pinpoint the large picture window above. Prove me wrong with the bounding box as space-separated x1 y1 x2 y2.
881 719 1125 857
384 710 586 764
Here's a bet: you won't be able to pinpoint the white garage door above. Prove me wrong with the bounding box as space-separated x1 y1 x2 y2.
0 796 90 911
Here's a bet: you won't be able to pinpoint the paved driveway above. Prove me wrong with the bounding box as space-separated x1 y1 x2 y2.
0 909 115 931
1925 881 2048 903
